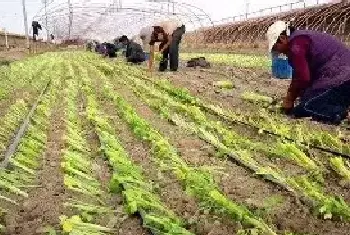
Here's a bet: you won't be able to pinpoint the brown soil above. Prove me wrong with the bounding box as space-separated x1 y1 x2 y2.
89 72 237 235
5 98 66 234
104 67 350 235
0 51 28 62
154 65 350 200
79 90 148 234
160 64 347 135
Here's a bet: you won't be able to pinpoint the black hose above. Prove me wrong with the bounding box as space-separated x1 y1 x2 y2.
0 79 52 169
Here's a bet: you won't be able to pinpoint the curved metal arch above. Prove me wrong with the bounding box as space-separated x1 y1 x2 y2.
32 0 212 40
35 7 202 39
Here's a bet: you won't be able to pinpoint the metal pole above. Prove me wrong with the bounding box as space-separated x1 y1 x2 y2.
245 0 250 19
113 0 118 12
68 0 72 39
21 0 30 51
168 0 170 14
4 28 9 51
44 0 49 42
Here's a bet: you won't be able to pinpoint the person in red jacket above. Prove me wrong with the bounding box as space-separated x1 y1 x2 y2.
267 21 350 124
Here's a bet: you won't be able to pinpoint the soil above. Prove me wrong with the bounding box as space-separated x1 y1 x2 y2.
155 64 350 190
89 69 237 235
103 71 350 235
4 97 66 235
1 53 350 235
0 51 28 63
79 89 148 234
159 64 347 135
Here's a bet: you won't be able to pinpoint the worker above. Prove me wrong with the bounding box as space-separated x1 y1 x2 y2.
140 20 186 72
94 42 101 53
119 35 146 64
86 41 93 52
267 21 350 124
105 43 116 58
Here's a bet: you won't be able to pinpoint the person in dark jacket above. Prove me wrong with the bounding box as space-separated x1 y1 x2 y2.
119 36 145 64
105 43 116 58
94 42 101 53
86 42 93 52
267 21 350 124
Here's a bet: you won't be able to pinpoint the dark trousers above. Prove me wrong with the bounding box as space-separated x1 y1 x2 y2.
159 26 184 72
108 51 116 58
159 45 179 71
292 81 350 124
127 55 145 64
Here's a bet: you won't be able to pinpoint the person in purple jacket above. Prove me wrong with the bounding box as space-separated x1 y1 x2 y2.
267 21 350 124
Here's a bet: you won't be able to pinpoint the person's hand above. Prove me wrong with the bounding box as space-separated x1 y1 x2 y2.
281 93 295 115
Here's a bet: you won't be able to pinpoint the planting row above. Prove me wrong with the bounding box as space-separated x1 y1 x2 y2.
81 55 350 223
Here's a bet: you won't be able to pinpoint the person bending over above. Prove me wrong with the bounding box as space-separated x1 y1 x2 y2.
140 20 186 72
267 21 350 124
119 35 146 64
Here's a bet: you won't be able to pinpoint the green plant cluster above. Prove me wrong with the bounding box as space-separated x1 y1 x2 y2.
0 54 52 103
59 67 114 235
180 53 271 68
0 99 29 156
80 57 277 235
0 77 57 230
79 64 194 235
94 60 350 222
240 92 274 107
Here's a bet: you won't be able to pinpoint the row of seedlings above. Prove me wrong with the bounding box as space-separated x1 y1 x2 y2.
83 53 350 181
150 74 350 185
81 61 277 235
90 60 315 179
128 66 350 187
239 91 349 154
117 68 321 177
0 70 60 232
239 92 350 185
85 58 350 222
0 55 51 106
59 65 115 235
125 65 349 157
0 100 30 157
115 67 350 221
78 60 195 235
0 59 54 158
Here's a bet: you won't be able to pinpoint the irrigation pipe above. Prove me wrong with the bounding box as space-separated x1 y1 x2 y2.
0 79 52 169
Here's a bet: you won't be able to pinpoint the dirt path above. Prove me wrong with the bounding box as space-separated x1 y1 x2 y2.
5 100 66 234
0 51 28 62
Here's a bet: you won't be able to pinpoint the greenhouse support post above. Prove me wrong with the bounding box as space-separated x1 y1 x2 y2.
21 0 30 51
4 28 9 50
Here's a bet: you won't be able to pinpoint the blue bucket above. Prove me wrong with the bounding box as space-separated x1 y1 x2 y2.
272 55 293 79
